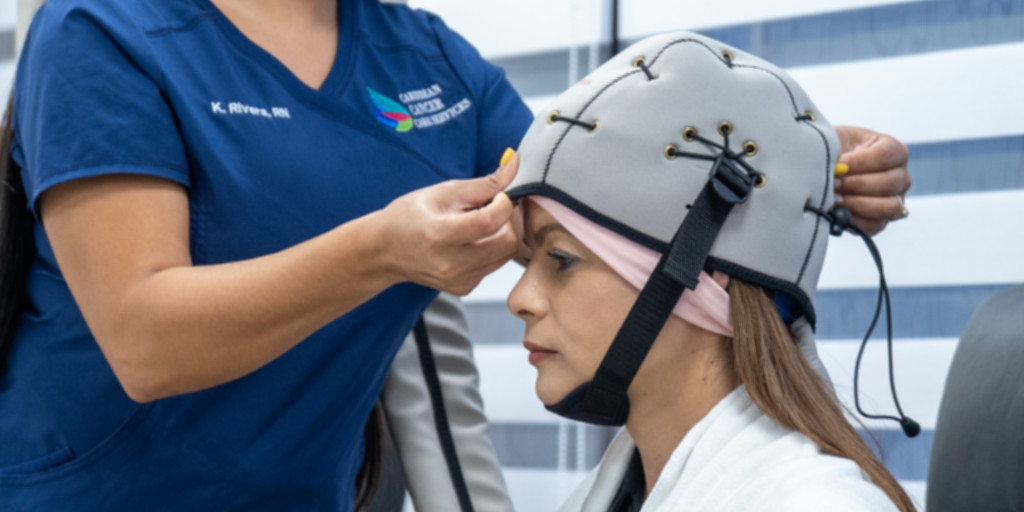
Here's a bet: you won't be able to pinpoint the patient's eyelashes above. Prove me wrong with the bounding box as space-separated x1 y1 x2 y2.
546 250 579 273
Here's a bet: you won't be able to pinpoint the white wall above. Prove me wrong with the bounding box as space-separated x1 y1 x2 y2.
0 0 17 105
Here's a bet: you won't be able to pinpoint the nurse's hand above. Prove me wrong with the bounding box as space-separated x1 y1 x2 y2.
379 151 519 296
834 126 911 235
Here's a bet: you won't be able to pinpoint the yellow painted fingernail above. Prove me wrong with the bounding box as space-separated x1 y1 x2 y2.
500 147 515 167
834 162 849 176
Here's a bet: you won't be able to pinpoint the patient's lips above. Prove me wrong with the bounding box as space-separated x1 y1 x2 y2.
523 341 556 366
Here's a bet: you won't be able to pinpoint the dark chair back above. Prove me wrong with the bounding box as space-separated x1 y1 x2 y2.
927 284 1024 511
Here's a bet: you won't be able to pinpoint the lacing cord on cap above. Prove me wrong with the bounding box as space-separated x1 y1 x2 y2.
548 112 598 133
547 54 669 135
632 56 657 80
804 202 920 438
666 124 767 191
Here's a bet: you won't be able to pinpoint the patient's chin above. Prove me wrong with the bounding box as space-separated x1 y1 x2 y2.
534 374 581 407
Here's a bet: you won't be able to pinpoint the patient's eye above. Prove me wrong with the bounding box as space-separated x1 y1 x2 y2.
546 250 579 273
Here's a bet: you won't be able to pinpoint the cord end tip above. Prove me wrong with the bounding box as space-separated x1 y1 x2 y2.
901 417 921 438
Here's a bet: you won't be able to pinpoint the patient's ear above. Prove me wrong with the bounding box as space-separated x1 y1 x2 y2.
710 270 730 289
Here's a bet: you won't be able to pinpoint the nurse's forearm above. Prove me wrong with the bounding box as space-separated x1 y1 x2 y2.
110 201 512 403
107 212 398 402
43 162 517 403
43 158 517 402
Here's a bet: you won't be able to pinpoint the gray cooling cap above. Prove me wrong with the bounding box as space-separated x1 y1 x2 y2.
506 31 840 326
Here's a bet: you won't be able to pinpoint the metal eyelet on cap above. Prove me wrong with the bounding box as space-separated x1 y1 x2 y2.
803 110 816 122
632 56 658 80
588 121 599 134
717 121 733 136
664 144 678 160
682 126 698 142
754 174 767 188
547 111 559 125
721 49 734 63
743 141 758 156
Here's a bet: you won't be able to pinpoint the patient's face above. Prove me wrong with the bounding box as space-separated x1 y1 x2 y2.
507 200 640 405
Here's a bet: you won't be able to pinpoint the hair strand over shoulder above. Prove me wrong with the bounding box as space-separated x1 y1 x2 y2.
728 278 917 512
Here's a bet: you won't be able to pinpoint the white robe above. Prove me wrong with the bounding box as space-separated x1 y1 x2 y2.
558 387 900 512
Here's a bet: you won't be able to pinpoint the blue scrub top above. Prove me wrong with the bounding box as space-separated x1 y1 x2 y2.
0 0 532 509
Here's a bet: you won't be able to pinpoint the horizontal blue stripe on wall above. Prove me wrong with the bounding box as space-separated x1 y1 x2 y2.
497 0 1024 97
906 135 1024 197
691 0 1024 68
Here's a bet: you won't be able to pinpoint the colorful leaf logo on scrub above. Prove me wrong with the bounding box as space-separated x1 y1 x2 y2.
367 87 413 132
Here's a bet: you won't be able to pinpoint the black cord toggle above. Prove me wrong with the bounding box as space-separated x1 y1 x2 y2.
804 200 920 438
827 207 852 235
804 202 852 236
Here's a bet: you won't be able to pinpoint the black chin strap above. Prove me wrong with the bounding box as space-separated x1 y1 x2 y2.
804 203 920 438
546 152 753 426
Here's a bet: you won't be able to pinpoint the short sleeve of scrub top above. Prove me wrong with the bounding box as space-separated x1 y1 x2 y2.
426 13 533 175
12 3 191 214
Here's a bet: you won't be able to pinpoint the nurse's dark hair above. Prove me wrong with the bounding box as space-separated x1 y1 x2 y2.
727 278 917 512
0 90 33 372
354 402 384 510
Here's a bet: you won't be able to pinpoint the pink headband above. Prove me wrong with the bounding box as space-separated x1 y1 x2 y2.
529 197 734 337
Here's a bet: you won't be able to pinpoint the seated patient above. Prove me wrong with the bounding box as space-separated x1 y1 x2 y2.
504 32 914 511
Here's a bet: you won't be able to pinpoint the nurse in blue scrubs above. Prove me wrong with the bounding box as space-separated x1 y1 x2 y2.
0 0 911 510
0 0 529 509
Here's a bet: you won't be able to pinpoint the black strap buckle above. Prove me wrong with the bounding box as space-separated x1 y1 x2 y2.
709 154 753 205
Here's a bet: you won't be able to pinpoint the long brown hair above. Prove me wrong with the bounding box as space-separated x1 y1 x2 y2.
727 278 916 512
0 90 34 373
353 401 384 511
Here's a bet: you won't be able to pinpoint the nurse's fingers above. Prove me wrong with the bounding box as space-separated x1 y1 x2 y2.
510 203 529 267
467 220 517 263
445 187 515 244
835 166 911 198
835 194 907 236
835 126 909 177
446 149 519 211
442 222 517 296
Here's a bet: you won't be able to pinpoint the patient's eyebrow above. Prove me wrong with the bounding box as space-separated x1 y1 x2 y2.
532 223 571 247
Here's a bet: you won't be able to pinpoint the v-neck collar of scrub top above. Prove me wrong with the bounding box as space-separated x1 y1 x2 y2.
191 0 357 111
